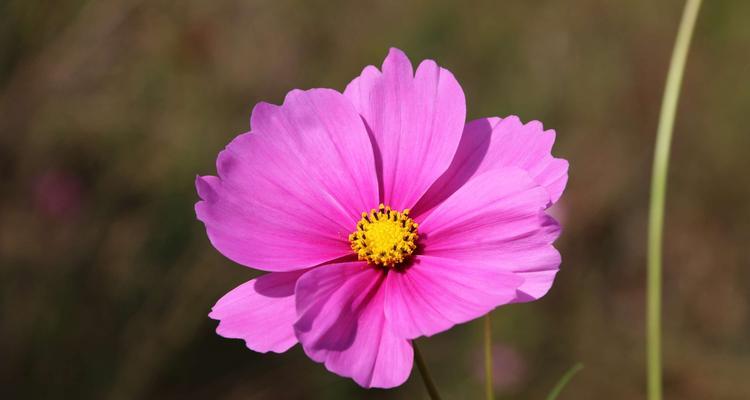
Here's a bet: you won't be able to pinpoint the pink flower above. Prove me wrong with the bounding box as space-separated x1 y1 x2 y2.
33 169 83 219
196 48 568 388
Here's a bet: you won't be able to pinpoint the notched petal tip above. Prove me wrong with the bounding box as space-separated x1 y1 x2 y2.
361 64 381 76
195 175 219 201
386 46 408 59
212 322 296 354
254 88 347 114
415 57 438 72
382 47 414 76
282 87 337 106
503 114 522 125
249 101 278 130
213 131 253 179
525 119 544 131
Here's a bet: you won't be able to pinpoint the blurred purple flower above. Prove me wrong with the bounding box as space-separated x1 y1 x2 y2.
474 343 529 392
33 170 83 219
196 48 568 388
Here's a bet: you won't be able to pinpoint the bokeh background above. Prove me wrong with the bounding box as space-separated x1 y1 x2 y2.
2 0 749 399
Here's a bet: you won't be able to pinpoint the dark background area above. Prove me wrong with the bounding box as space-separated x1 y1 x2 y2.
1 0 749 399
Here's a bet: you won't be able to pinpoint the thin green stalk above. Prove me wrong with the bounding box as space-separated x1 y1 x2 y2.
546 363 584 400
413 341 442 400
483 314 494 400
647 1 702 400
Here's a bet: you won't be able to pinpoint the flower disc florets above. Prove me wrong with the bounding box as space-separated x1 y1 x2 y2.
349 204 418 268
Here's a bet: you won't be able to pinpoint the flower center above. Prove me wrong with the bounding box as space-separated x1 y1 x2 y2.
349 204 419 268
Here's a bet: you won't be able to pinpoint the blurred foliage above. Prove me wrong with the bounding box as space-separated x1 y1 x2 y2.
1 0 749 399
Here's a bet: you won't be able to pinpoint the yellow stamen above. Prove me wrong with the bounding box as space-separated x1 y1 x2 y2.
349 204 419 268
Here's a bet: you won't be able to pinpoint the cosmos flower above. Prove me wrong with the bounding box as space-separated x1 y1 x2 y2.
196 48 568 388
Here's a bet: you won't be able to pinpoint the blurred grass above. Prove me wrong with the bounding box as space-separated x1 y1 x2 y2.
1 0 749 399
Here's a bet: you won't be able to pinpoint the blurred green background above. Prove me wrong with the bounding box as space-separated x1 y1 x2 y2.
1 0 749 399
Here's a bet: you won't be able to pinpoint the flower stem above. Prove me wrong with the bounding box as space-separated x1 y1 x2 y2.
413 341 442 400
483 314 494 400
546 363 584 400
647 1 702 399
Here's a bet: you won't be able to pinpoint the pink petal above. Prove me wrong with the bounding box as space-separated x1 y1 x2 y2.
294 262 413 388
344 48 466 211
414 116 568 217
418 168 562 302
384 255 523 339
209 270 306 353
196 89 379 272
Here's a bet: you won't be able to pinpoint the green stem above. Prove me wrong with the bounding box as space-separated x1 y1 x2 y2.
413 341 442 400
647 1 702 400
546 363 584 400
483 314 494 400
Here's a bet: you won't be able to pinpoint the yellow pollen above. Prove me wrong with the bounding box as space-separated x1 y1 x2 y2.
349 204 419 268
